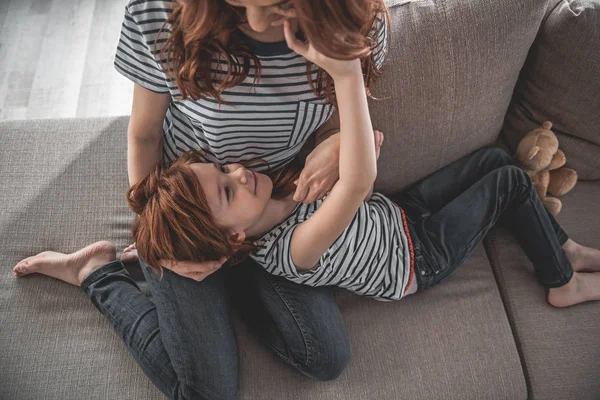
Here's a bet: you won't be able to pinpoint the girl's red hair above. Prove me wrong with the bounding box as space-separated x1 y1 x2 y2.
157 0 389 103
127 150 303 272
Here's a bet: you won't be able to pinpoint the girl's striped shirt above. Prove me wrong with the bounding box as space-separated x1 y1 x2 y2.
115 0 389 170
251 193 414 301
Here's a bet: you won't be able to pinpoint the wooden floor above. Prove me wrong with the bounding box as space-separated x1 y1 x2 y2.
0 0 133 121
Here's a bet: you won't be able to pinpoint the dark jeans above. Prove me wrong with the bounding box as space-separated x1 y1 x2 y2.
393 147 573 291
81 257 351 400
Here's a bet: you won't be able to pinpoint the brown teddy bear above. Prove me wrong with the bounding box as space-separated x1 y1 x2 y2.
515 121 578 216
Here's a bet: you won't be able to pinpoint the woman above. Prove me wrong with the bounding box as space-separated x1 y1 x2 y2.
13 0 389 399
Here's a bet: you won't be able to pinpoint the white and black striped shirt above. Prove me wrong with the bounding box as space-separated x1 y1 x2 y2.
115 0 389 170
251 194 414 301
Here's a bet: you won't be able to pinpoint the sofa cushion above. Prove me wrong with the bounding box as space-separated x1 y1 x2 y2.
235 245 527 400
0 117 162 399
372 0 550 194
485 181 600 399
1 117 526 399
501 0 600 180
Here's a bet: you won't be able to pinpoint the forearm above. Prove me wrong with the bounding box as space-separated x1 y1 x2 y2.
335 70 377 192
127 134 163 187
127 84 171 187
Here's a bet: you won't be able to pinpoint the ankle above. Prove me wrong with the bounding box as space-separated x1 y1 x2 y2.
563 240 583 270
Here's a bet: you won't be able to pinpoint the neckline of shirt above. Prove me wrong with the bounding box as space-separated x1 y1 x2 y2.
254 201 304 244
237 29 306 57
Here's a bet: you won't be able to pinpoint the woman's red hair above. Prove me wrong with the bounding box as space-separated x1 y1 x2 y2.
127 150 303 272
157 0 389 103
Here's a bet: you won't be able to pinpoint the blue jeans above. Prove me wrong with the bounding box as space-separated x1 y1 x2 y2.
81 257 350 400
394 147 573 291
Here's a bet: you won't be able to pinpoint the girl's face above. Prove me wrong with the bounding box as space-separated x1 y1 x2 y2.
224 0 296 33
190 162 273 236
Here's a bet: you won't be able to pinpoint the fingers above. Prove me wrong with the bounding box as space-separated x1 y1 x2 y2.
270 9 297 26
283 20 308 57
303 187 316 204
293 177 309 202
187 270 214 282
123 243 136 253
160 257 227 281
301 184 328 204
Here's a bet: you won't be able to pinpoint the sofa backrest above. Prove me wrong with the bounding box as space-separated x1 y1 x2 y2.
501 0 600 180
372 0 551 194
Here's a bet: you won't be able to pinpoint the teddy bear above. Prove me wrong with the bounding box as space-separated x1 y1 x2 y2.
515 121 578 216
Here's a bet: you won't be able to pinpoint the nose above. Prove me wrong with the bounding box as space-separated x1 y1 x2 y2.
245 7 272 32
231 165 248 184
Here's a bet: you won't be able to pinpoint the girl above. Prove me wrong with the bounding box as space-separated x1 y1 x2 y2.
127 20 600 308
13 0 390 398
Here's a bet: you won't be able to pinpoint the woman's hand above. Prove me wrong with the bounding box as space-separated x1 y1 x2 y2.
294 133 340 204
294 130 383 203
282 20 361 80
374 130 384 160
160 257 227 282
120 243 226 281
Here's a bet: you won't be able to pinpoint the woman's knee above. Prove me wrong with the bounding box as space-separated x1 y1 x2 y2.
176 370 238 400
296 331 352 381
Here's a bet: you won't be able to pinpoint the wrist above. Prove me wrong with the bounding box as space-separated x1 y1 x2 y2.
331 60 363 83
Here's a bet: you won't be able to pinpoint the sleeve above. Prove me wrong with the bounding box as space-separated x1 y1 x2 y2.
370 11 390 70
114 4 171 93
259 226 336 287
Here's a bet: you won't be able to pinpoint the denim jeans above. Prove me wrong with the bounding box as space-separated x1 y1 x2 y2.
393 147 573 291
81 257 351 400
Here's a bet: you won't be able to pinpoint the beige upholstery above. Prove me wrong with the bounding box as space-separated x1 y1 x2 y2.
502 0 600 180
485 181 600 400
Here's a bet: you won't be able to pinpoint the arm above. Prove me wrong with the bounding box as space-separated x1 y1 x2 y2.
282 20 376 270
292 71 376 270
127 84 171 186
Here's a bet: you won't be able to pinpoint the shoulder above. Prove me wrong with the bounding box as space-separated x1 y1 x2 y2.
125 0 174 21
368 10 390 68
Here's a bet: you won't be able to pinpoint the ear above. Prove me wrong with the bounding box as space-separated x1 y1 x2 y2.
229 231 247 247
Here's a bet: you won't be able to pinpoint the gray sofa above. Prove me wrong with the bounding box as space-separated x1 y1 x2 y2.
1 0 598 399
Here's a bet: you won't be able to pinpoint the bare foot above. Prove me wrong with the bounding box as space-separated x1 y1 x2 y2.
13 241 117 286
563 239 600 272
547 272 600 308
120 243 139 264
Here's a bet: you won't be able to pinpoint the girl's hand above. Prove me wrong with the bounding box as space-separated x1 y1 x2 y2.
160 257 227 282
283 20 361 80
294 133 340 203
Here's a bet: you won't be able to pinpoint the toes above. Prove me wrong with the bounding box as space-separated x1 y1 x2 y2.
13 257 33 274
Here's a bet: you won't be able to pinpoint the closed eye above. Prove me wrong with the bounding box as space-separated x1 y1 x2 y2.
277 1 293 11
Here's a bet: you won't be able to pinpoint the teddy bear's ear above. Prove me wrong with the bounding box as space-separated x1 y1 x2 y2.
526 146 540 161
541 121 553 130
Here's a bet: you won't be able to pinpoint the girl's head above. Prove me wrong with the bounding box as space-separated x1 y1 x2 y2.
127 150 299 272
159 0 389 102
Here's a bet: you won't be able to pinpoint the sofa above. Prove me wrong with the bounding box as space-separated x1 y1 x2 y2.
1 0 598 398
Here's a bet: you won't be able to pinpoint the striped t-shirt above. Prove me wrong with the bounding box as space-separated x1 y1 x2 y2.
114 0 389 170
250 193 414 301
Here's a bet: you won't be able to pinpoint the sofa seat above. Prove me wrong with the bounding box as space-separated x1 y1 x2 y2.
485 181 600 400
0 117 526 399
235 245 527 400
